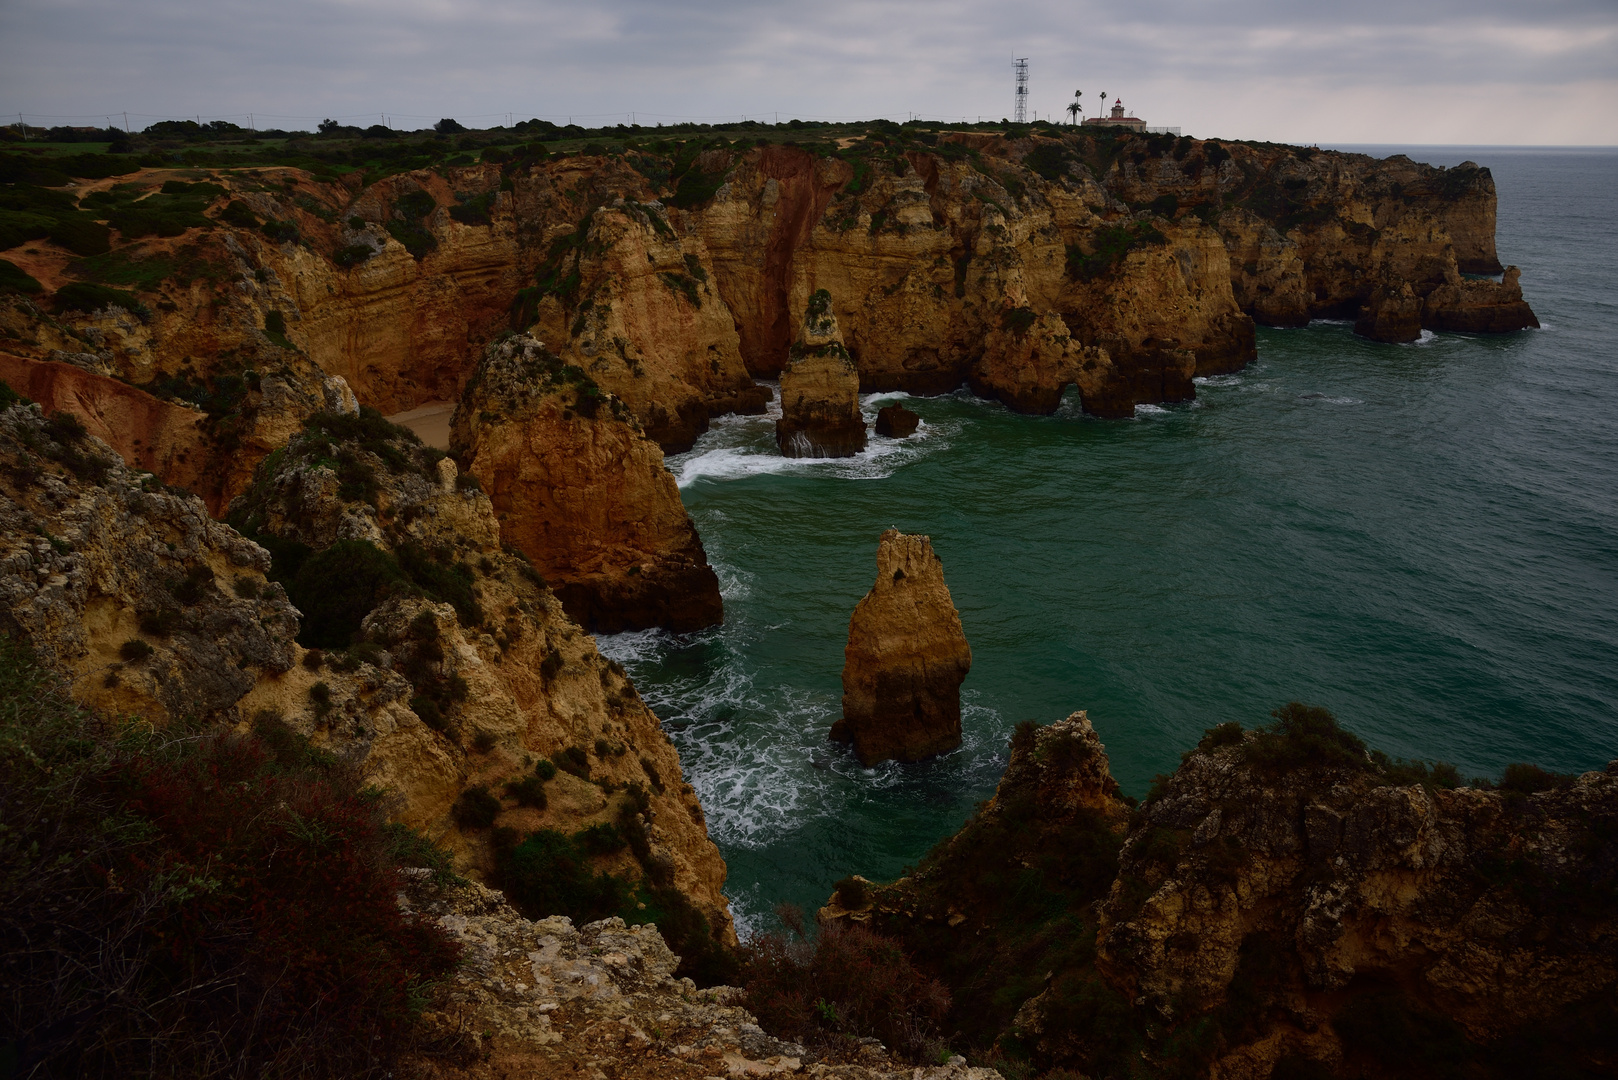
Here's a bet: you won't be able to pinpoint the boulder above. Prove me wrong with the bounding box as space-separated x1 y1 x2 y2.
776 290 866 458
874 403 920 438
833 529 971 766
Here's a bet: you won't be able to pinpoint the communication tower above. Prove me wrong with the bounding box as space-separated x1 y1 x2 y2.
1013 58 1029 123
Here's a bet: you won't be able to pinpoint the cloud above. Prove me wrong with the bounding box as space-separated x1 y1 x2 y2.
0 0 1613 142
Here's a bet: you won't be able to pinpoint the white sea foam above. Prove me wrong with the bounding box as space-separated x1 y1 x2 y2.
1134 403 1170 417
1407 330 1438 346
1194 374 1243 388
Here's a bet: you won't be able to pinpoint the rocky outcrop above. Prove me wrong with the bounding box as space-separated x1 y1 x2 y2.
874 403 919 438
831 530 971 766
451 332 722 634
777 290 866 458
0 401 299 721
525 201 766 453
399 873 1002 1080
829 705 1617 1079
1424 265 1541 333
1354 278 1424 343
225 403 733 942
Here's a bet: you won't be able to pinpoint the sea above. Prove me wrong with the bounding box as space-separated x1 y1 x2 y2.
597 146 1618 936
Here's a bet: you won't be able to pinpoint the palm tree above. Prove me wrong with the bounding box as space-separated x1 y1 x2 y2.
1067 90 1083 125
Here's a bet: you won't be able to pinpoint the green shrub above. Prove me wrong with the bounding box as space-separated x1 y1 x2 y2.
52 281 142 315
261 218 299 243
219 199 260 228
1497 763 1577 794
556 745 589 779
505 774 548 808
497 828 633 919
1244 702 1370 774
471 729 497 753
118 638 154 662
333 243 374 267
285 538 412 649
0 258 42 294
452 784 502 829
1198 722 1244 751
394 190 437 220
576 821 627 855
533 757 558 781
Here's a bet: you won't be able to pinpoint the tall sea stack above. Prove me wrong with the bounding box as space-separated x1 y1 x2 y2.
832 530 972 766
776 290 866 458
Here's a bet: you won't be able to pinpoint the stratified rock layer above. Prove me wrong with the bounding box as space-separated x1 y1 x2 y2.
776 290 866 458
451 333 722 633
834 530 971 766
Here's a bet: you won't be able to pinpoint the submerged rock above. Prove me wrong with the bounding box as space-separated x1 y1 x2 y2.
875 403 920 438
776 290 866 458
833 529 971 766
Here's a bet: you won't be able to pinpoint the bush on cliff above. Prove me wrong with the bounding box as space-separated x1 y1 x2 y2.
741 919 951 1063
0 636 460 1078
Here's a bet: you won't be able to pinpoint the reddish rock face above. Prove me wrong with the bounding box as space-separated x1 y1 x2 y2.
452 334 723 635
874 403 920 438
834 530 971 766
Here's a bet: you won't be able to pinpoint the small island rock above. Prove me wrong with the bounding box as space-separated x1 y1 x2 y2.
875 404 920 438
777 290 867 458
832 529 972 766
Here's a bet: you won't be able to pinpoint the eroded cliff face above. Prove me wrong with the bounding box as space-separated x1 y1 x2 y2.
832 530 971 766
450 332 723 634
0 398 734 947
825 708 1616 1080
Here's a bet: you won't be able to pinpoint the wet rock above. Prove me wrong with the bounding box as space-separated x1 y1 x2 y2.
874 404 919 439
1354 278 1423 343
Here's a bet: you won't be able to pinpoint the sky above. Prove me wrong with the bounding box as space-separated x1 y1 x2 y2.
2 0 1615 145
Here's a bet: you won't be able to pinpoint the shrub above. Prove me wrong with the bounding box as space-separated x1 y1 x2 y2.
52 281 142 315
1244 702 1370 774
497 828 632 919
576 821 626 855
540 647 564 680
260 218 299 243
505 774 547 808
0 637 459 1078
0 258 42 294
333 243 374 267
1198 722 1244 751
219 200 260 228
394 191 437 220
118 637 154 662
452 784 502 830
833 876 869 909
556 745 590 779
741 921 951 1061
533 757 558 781
470 729 497 753
1497 763 1577 794
285 538 412 650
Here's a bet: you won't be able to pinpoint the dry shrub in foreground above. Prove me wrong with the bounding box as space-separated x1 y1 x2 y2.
741 913 952 1063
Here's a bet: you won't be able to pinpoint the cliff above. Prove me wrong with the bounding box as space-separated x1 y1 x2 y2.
449 332 723 633
0 398 734 958
832 530 971 765
1 133 1534 513
823 708 1616 1079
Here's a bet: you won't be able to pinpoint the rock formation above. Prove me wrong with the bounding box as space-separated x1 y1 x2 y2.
832 530 971 765
398 874 1002 1080
825 706 1617 1079
875 403 920 438
0 398 734 948
450 332 723 633
1354 278 1425 343
776 290 867 458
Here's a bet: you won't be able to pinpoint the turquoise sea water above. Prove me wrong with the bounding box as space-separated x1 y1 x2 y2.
599 147 1618 934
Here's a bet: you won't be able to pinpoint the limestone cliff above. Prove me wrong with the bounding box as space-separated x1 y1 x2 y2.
824 707 1615 1079
832 530 971 766
777 290 867 458
450 332 723 633
225 404 732 941
0 397 734 952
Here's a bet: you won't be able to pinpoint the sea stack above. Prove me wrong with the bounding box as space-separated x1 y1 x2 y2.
832 530 972 766
875 403 920 438
776 290 866 458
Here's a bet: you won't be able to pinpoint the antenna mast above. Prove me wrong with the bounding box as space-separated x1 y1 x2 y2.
1013 58 1029 123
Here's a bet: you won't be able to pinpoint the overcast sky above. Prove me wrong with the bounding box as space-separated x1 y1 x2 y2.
2 0 1614 145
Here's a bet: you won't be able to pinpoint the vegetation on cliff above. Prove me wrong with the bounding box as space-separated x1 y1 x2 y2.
0 634 460 1078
